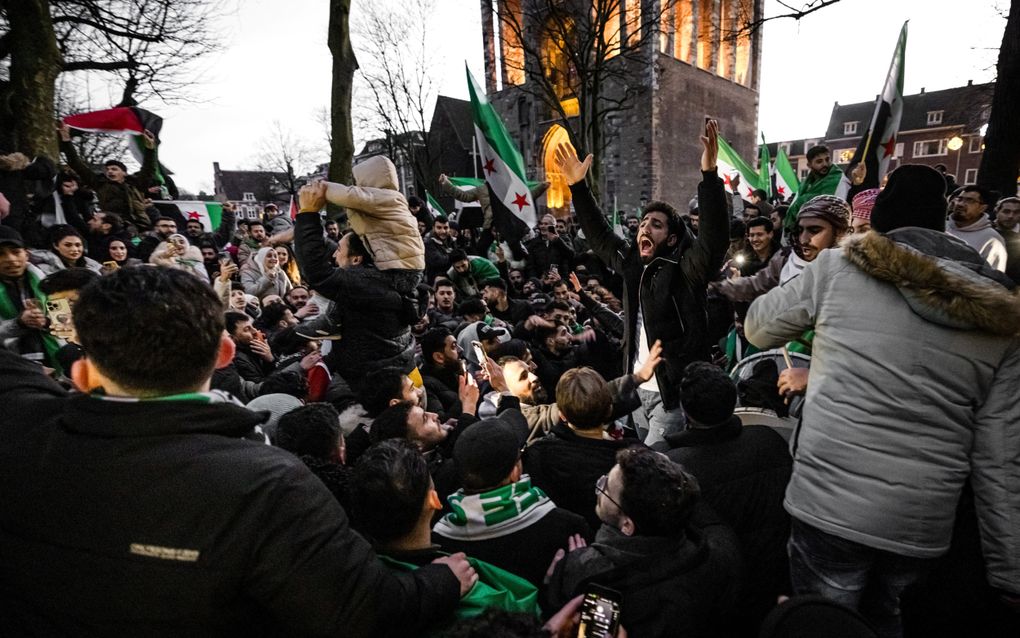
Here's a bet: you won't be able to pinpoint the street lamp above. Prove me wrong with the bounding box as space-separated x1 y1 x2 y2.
947 136 964 151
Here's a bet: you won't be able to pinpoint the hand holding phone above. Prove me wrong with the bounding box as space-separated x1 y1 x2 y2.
577 585 622 638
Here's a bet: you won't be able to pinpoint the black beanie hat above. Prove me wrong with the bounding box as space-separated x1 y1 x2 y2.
680 362 736 426
870 164 948 233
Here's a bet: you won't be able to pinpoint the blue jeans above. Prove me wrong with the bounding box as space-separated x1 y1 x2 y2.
632 388 686 447
788 519 933 638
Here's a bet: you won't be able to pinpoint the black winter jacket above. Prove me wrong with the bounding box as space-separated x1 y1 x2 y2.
0 349 459 637
665 419 792 629
546 504 743 638
523 423 642 530
294 213 421 386
570 171 728 409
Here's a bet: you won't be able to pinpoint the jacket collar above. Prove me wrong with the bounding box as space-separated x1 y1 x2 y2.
60 393 267 438
550 422 632 447
843 229 1020 335
664 416 742 448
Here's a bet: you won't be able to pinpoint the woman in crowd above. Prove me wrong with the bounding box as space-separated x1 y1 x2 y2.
241 246 293 298
275 244 301 286
100 237 143 274
149 233 208 280
30 225 102 275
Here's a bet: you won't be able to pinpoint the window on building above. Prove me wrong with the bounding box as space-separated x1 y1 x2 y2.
926 110 943 126
673 0 693 63
780 142 791 156
734 0 753 86
799 168 809 180
717 0 734 79
501 0 525 85
696 0 715 71
843 121 858 135
964 168 978 185
624 0 641 48
969 136 983 153
912 139 948 158
835 148 854 164
243 192 255 201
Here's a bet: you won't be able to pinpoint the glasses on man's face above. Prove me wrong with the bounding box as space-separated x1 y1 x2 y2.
595 474 624 511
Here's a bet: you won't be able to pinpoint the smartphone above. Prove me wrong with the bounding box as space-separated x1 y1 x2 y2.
470 340 486 366
103 260 119 270
218 251 231 265
577 584 621 638
45 297 75 340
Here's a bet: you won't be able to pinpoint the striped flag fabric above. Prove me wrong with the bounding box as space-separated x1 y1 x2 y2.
849 21 908 189
64 106 173 189
717 136 762 199
466 65 537 243
426 191 447 220
288 195 298 221
63 106 163 139
758 133 772 199
153 201 223 233
774 146 799 202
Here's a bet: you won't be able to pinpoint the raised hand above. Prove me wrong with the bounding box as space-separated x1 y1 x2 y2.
57 122 72 142
568 271 583 293
553 142 592 186
701 119 719 172
142 129 157 149
298 181 327 214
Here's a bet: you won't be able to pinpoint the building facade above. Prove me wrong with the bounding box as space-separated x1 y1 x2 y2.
479 0 764 216
822 81 992 186
212 162 291 221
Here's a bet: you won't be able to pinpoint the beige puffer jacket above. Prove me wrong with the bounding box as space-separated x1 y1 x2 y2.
324 156 424 271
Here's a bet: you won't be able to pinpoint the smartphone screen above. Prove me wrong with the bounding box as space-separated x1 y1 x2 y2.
470 340 486 366
577 585 621 638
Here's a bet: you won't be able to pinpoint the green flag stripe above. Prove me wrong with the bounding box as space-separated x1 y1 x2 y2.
718 137 762 189
466 66 527 182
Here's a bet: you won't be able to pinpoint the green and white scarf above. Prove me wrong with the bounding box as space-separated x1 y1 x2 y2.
0 265 63 372
434 476 556 541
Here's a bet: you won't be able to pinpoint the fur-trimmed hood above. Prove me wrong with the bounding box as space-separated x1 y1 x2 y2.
843 228 1020 335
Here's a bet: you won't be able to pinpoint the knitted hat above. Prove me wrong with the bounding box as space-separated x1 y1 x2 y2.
851 188 880 221
454 416 528 489
870 164 948 233
797 195 851 233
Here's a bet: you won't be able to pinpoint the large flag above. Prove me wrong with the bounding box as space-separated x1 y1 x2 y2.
849 21 908 189
466 66 536 242
758 134 772 199
773 146 799 202
153 201 223 233
63 106 163 139
717 136 762 199
63 106 172 187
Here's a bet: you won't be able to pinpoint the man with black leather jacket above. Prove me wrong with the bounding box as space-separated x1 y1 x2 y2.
553 120 729 445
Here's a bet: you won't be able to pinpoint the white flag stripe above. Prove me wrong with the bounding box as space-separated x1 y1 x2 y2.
474 124 537 229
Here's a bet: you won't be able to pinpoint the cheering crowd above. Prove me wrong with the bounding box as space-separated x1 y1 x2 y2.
1 117 1019 638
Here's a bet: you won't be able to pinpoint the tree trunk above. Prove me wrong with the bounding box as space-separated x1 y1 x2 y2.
328 0 357 216
978 0 1020 199
5 0 62 159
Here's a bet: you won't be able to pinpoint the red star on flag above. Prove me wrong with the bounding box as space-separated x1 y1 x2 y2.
512 193 529 211
777 186 786 196
483 158 496 175
722 174 733 189
746 186 756 198
882 135 897 158
186 211 201 220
